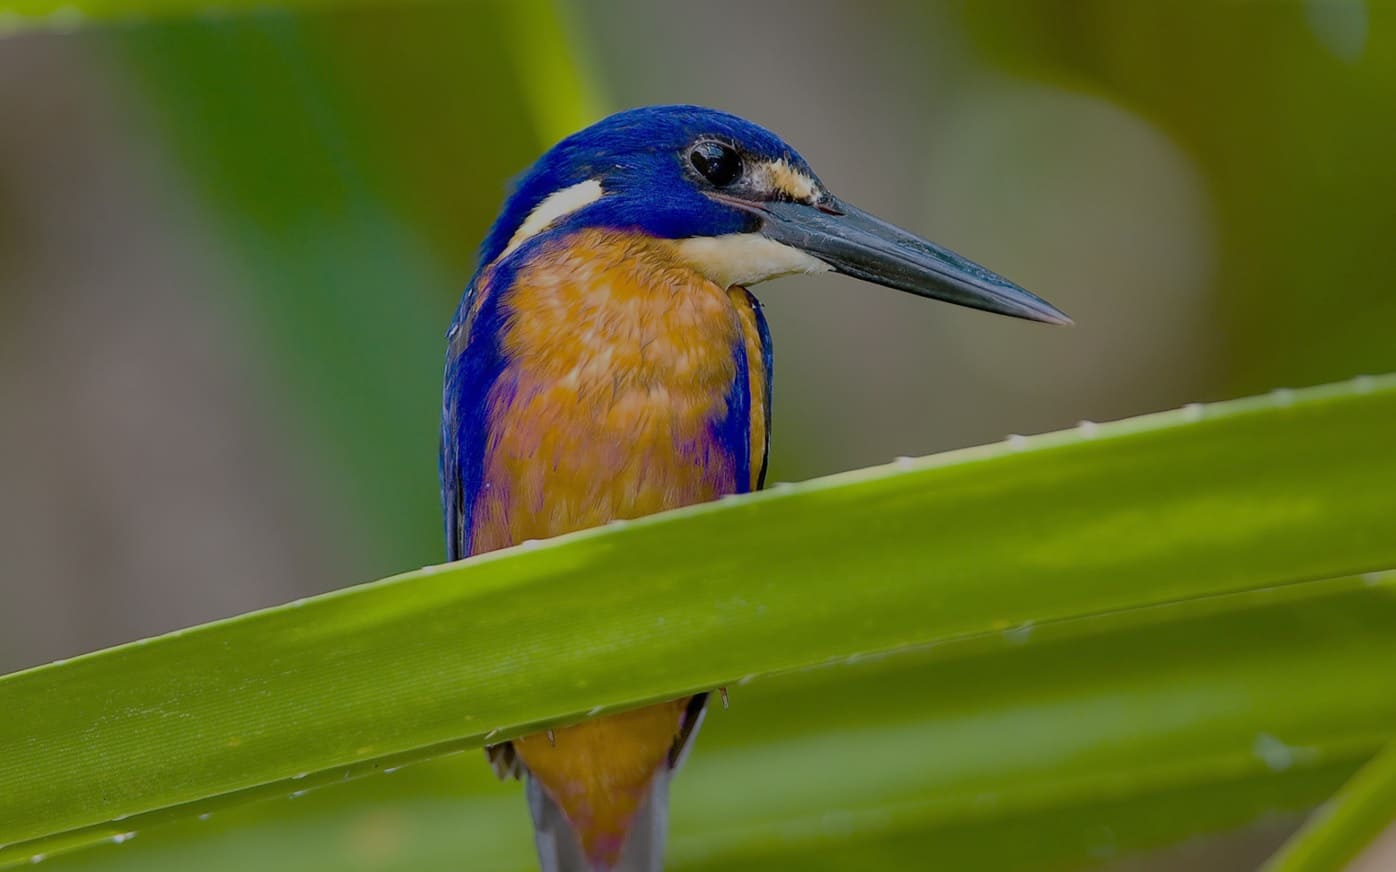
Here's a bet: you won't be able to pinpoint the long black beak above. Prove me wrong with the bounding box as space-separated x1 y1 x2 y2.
756 197 1071 325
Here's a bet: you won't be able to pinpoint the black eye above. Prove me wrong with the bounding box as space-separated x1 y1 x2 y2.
689 141 742 187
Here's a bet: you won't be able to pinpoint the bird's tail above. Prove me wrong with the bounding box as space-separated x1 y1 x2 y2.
526 769 671 872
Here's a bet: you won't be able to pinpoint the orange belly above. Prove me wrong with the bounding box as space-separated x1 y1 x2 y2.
462 230 770 863
513 701 689 864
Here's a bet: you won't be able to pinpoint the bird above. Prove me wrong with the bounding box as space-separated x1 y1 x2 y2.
440 104 1068 872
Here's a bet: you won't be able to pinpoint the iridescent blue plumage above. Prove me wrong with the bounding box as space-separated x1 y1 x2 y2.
439 250 513 562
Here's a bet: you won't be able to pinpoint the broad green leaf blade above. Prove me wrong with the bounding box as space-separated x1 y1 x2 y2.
30 571 1396 871
1262 737 1396 872
2 374 1396 863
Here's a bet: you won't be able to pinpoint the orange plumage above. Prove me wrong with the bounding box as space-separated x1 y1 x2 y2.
452 228 768 867
467 230 763 555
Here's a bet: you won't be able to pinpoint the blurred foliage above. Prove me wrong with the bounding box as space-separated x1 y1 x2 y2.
109 0 598 578
958 0 1396 395
1265 738 1396 872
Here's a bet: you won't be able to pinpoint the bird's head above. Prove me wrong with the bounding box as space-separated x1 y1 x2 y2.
480 105 1069 324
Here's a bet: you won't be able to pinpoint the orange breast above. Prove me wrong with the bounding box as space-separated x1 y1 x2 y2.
465 229 769 863
468 229 756 553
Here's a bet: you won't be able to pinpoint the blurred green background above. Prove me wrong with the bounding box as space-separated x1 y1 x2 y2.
1 0 1393 869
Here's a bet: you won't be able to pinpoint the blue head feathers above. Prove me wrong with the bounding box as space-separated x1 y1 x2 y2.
477 105 823 266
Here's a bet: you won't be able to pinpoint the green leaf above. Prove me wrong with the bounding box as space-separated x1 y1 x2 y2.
2 374 1396 867
25 571 1396 871
1262 737 1396 872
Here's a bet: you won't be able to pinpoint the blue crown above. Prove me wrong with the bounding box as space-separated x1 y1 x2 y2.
478 105 817 265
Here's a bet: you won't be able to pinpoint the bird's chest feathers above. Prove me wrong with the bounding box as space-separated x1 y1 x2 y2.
470 232 750 551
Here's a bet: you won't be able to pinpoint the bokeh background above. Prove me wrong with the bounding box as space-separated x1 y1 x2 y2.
2 1 1393 869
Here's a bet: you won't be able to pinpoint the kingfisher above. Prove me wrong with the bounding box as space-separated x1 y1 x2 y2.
440 105 1068 872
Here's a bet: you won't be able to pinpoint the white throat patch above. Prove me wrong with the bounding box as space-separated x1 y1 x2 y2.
675 233 831 288
500 178 605 260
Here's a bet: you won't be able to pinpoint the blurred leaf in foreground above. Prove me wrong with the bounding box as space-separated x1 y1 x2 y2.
2 375 1394 869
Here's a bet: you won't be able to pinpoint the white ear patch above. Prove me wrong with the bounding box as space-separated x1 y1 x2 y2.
675 233 831 288
501 178 605 259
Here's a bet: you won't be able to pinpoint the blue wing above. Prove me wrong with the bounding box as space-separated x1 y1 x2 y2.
751 291 774 490
439 277 510 561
